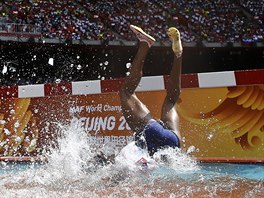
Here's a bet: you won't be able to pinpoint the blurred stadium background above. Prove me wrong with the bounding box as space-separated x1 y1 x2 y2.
0 0 263 85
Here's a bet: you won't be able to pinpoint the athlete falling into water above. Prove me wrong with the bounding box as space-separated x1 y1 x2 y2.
91 25 183 168
119 25 183 157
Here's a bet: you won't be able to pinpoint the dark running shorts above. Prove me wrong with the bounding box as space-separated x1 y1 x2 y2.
136 119 181 155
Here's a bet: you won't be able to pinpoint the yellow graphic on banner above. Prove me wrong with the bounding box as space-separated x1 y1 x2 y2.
0 98 39 156
177 85 264 158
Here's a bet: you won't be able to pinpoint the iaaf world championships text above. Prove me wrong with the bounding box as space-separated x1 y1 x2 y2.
69 104 122 114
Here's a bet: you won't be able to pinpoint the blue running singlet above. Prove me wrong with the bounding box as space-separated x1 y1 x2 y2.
135 119 181 155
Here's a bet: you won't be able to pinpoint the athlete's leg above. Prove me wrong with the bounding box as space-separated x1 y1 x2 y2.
161 27 183 139
119 25 156 133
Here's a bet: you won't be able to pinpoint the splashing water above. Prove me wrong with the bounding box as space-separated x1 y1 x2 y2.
0 125 263 198
153 148 198 172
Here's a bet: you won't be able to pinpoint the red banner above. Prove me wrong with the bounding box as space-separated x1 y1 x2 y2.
0 85 263 162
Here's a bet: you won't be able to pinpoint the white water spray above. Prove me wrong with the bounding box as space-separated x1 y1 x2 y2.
2 124 260 198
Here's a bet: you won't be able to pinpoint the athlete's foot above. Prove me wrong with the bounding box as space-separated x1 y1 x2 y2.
167 27 183 58
130 25 156 48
